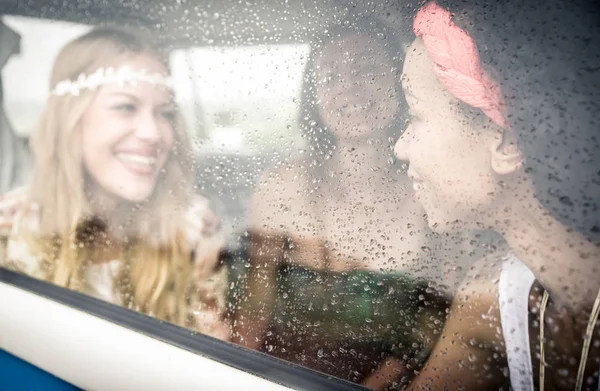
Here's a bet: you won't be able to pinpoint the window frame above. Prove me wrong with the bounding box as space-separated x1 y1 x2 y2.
0 267 368 391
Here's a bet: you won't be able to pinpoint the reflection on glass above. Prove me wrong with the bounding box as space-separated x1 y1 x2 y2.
0 27 230 340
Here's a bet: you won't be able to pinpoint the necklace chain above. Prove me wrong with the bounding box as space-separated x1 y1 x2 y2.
539 287 600 390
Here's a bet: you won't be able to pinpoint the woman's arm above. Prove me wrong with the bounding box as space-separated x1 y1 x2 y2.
231 230 285 349
362 297 502 391
362 357 411 390
185 197 222 278
0 189 21 264
0 187 27 234
187 263 231 341
407 272 507 391
0 187 48 280
185 197 231 340
231 165 298 349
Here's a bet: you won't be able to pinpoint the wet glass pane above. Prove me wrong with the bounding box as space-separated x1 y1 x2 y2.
1 0 599 390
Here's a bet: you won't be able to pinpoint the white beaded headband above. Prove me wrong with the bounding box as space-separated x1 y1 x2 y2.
50 66 174 97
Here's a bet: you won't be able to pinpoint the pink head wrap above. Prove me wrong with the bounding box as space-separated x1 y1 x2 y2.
413 2 508 129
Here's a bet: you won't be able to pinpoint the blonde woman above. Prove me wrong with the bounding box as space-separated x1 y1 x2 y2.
0 27 230 340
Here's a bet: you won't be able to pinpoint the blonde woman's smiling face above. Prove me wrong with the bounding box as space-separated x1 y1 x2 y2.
81 55 176 204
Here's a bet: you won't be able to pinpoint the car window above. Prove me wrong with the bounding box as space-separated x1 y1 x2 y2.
1 1 599 390
0 8 502 389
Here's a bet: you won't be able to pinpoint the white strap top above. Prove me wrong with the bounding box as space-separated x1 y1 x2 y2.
499 253 536 391
499 254 600 391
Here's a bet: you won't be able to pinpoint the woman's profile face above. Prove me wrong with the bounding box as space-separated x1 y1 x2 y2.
314 34 399 140
80 54 176 204
394 38 502 232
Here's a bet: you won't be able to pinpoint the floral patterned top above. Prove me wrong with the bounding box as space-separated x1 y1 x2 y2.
0 186 230 340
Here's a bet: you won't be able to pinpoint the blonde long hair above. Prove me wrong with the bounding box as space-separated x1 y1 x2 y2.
25 27 196 324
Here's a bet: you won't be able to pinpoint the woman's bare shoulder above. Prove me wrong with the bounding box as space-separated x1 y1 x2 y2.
457 252 506 297
449 252 508 341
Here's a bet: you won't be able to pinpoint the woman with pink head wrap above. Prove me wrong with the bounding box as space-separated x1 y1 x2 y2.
389 0 600 389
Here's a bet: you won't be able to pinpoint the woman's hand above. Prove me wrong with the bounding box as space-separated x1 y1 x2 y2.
84 259 123 305
185 198 221 241
192 308 231 341
362 356 410 390
185 198 223 280
188 260 230 340
0 187 27 232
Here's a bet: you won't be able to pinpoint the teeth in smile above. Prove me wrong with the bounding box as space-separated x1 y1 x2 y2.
340 106 366 116
342 102 375 114
117 153 156 166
